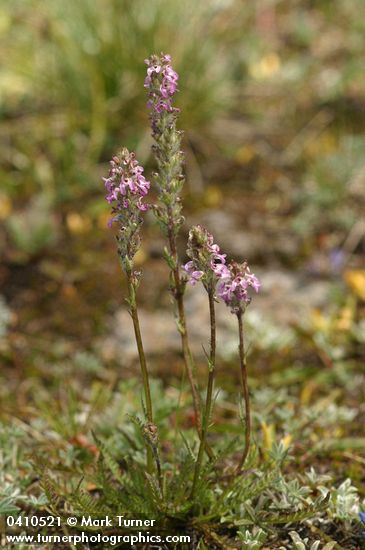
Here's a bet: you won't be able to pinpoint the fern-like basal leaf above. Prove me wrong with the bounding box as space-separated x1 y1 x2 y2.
40 472 60 510
120 464 158 517
95 457 124 511
214 468 272 518
126 413 144 431
164 454 195 513
260 494 330 526
145 472 164 511
93 434 124 484
74 489 109 517
179 431 196 462
244 468 281 501
204 444 237 478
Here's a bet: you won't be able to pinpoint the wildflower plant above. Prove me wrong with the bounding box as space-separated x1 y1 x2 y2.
103 50 262 508
90 53 336 546
102 54 264 506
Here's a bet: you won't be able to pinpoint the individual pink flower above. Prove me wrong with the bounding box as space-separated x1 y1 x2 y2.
183 261 204 285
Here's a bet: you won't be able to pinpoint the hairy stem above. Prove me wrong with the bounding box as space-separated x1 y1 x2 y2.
126 270 154 473
166 212 202 427
236 311 251 471
166 212 214 460
190 289 216 498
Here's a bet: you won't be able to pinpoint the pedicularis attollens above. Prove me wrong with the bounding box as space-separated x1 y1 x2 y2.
103 53 260 488
94 54 330 545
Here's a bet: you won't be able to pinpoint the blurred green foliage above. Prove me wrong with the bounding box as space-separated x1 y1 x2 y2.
1 0 234 203
0 0 365 200
1 0 365 255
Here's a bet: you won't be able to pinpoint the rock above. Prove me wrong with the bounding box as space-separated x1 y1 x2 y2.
257 270 331 324
99 269 333 366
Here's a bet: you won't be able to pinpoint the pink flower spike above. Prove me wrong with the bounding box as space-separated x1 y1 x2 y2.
103 148 150 221
144 53 179 118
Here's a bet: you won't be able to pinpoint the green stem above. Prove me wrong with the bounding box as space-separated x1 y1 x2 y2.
154 108 213 458
167 218 202 423
166 215 213 460
190 289 216 499
236 311 251 472
126 269 154 473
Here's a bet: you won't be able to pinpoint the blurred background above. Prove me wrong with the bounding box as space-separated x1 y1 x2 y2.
0 0 364 407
